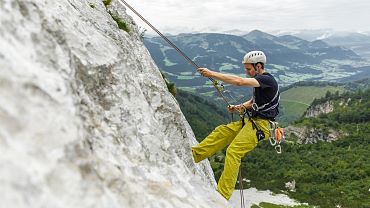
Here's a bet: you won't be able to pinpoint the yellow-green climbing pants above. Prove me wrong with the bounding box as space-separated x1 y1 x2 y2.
192 118 270 200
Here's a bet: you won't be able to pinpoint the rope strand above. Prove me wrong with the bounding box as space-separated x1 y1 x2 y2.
117 0 231 106
238 167 245 208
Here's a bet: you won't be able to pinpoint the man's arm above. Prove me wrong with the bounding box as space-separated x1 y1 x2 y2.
198 68 260 87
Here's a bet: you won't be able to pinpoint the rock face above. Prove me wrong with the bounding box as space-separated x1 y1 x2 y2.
292 97 351 143
0 0 227 207
285 126 341 144
285 180 296 192
304 101 334 118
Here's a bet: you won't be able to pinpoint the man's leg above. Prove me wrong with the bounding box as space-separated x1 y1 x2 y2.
216 119 269 200
192 121 241 163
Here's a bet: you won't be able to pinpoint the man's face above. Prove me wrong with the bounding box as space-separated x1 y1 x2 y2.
244 63 256 77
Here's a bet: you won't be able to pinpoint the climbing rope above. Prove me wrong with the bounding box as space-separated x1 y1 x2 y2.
117 0 232 107
238 168 246 208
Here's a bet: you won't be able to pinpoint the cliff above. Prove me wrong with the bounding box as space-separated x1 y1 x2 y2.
304 101 334 118
284 126 341 144
287 96 352 144
0 0 227 207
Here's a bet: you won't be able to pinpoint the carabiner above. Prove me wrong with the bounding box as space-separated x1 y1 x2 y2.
269 121 277 131
275 145 282 154
252 103 259 111
269 137 277 146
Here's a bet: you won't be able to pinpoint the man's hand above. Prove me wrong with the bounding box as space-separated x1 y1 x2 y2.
197 68 213 78
227 103 248 113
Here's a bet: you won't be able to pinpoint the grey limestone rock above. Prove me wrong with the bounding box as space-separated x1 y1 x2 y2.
0 0 227 207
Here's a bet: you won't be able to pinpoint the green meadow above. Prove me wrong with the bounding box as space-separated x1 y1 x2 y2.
279 86 345 125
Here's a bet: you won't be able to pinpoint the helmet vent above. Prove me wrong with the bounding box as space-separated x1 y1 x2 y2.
242 51 266 64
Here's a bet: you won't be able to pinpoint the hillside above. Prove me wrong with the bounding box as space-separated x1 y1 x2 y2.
278 83 346 125
277 79 370 125
176 90 230 140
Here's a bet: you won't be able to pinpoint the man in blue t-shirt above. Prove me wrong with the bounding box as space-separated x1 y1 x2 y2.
192 51 280 200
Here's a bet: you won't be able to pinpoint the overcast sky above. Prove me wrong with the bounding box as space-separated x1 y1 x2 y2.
122 0 370 35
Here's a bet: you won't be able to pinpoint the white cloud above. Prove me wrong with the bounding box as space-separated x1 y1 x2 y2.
122 0 370 34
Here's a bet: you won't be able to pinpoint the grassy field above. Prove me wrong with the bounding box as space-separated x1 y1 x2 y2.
278 86 345 125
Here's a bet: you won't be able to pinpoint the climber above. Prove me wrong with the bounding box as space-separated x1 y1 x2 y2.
192 51 280 200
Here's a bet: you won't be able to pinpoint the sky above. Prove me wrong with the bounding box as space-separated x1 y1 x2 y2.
121 0 370 35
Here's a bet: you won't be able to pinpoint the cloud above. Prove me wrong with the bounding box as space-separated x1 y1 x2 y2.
124 0 370 34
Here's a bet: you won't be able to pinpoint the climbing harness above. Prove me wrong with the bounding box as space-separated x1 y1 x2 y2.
251 85 280 116
251 82 284 154
239 108 265 142
118 0 232 107
238 84 284 154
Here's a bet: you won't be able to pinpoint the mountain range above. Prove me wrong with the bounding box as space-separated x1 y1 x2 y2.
144 30 370 100
273 30 370 60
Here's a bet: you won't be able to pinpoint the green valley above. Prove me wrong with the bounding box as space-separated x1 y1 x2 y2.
279 83 346 125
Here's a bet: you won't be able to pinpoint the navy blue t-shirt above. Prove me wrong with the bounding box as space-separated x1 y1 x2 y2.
253 72 279 119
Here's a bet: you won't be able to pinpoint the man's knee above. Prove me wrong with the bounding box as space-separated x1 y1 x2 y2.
226 141 257 161
225 146 241 163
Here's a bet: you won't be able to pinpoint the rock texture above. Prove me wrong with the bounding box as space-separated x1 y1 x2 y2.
0 0 227 207
285 126 342 144
304 101 334 118
291 97 352 143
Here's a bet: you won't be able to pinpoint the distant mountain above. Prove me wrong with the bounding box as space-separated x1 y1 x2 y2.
271 30 370 60
144 31 369 101
242 30 277 42
274 35 310 49
243 30 360 65
321 32 370 60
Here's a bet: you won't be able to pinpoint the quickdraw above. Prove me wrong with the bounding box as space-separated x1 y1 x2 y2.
268 121 285 154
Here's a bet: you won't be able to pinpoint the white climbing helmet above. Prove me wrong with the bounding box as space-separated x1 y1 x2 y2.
242 51 267 64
